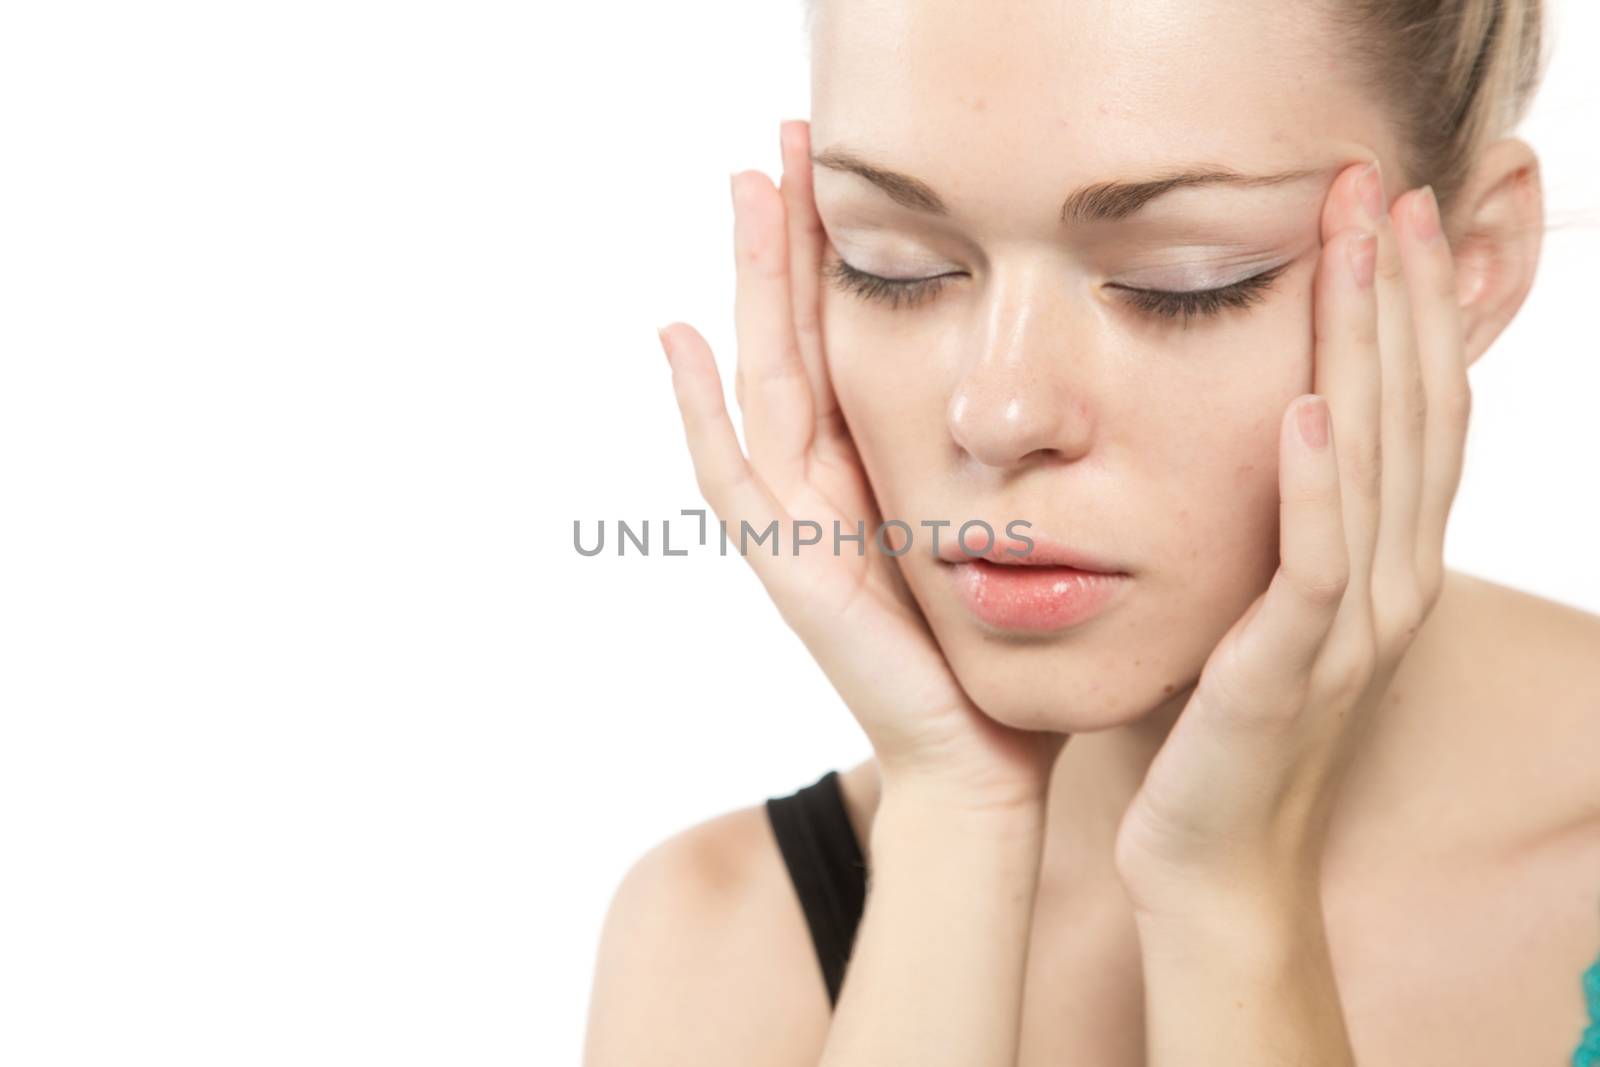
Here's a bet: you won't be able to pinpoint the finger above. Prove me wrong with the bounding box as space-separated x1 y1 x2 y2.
1209 395 1348 706
658 322 797 588
731 169 815 495
778 120 845 451
1393 185 1471 596
1354 165 1428 620
1311 201 1383 628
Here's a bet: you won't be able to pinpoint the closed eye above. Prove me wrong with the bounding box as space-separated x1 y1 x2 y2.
822 256 964 310
1104 262 1292 325
823 255 1291 325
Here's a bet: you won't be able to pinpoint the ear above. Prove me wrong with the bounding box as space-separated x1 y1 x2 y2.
1443 136 1544 369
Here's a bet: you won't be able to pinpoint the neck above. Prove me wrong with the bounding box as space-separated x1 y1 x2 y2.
1038 680 1194 889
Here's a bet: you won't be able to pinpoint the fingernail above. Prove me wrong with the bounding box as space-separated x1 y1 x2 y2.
1411 185 1442 243
1358 161 1387 222
1297 396 1329 449
1348 230 1376 288
656 325 674 367
729 170 739 208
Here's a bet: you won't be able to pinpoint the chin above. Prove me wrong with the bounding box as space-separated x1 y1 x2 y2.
897 545 1260 734
941 638 1200 735
967 689 1186 736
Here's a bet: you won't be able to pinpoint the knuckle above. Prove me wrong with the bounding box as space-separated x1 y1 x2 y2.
1375 244 1405 285
1200 659 1307 733
1402 374 1428 429
1345 433 1382 493
1433 263 1459 304
1385 392 1425 445
1281 484 1333 508
1290 564 1350 606
1316 637 1377 699
1413 558 1447 608
1197 653 1253 714
1313 312 1335 349
1348 309 1380 348
794 307 822 345
1377 593 1428 646
680 386 721 426
759 348 807 388
695 462 746 506
742 229 788 280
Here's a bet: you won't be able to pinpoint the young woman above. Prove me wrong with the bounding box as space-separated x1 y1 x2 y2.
587 1 1600 1063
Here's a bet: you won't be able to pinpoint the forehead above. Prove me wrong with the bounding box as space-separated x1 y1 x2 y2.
810 0 1384 217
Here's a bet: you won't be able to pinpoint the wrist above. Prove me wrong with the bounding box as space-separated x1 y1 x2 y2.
1131 877 1327 967
876 770 1048 823
871 774 1048 853
866 790 1048 915
1132 877 1356 1067
1117 829 1324 921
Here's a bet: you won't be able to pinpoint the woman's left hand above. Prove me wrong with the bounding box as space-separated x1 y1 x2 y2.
1112 157 1471 917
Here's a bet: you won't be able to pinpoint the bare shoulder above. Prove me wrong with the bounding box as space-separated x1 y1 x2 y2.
1448 569 1600 710
582 797 832 1067
1446 569 1600 838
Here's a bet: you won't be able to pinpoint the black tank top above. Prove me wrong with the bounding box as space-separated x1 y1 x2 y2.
764 768 868 1008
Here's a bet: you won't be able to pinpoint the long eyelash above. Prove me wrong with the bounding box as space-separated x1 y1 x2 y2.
1110 263 1292 326
823 257 956 310
823 256 1292 323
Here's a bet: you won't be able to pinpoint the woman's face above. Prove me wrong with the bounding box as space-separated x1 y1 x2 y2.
808 0 1406 731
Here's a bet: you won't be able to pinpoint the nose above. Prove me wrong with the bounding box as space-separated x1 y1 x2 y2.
946 269 1092 468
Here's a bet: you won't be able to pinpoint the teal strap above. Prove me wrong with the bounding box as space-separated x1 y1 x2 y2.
1574 954 1600 1066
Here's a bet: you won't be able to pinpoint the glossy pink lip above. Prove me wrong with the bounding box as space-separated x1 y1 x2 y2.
944 558 1129 632
936 530 1129 632
935 531 1127 575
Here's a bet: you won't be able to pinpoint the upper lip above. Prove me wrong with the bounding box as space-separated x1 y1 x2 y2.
936 529 1128 574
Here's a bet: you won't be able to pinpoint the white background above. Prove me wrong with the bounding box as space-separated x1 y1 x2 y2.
1 2 1595 1064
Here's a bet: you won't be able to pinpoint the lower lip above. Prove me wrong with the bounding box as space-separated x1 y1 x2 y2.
946 559 1128 632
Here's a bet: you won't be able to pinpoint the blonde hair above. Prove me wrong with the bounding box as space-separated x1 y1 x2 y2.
1326 0 1547 235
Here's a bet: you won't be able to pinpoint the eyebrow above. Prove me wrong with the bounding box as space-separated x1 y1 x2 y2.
810 146 1324 224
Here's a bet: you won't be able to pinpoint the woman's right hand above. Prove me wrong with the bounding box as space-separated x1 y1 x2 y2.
656 119 1067 814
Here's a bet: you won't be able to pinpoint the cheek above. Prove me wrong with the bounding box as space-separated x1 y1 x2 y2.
1131 292 1314 546
823 312 953 509
1147 385 1294 532
1129 382 1299 646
